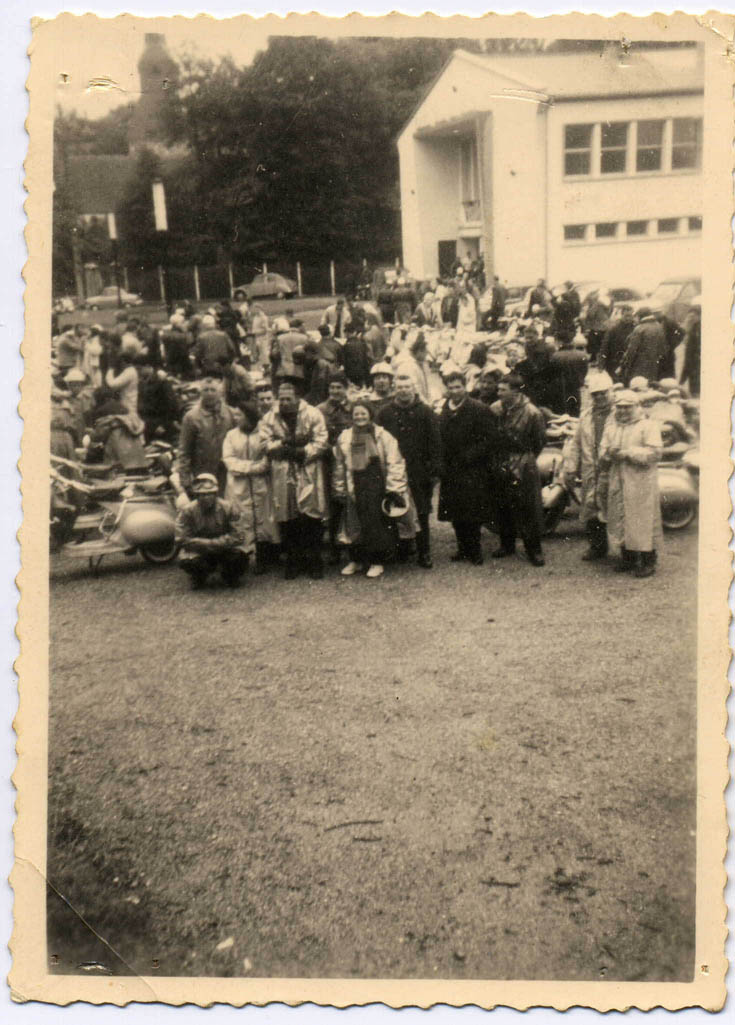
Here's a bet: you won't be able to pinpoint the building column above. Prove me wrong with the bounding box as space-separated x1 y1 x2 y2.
477 113 494 278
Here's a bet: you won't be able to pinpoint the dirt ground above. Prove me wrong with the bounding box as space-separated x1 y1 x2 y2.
47 517 697 981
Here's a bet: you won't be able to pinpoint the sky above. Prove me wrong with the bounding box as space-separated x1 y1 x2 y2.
51 15 265 119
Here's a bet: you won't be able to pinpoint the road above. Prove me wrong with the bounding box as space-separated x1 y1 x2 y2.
57 295 334 334
47 513 697 981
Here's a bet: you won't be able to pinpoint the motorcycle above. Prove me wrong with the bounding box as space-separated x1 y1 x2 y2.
538 417 699 535
54 442 183 572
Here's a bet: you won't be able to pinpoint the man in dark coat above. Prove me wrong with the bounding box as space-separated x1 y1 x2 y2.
656 312 685 380
550 287 578 346
342 315 373 389
376 372 442 568
515 334 565 415
679 307 701 397
486 275 507 330
194 314 238 373
619 308 669 385
437 370 494 565
490 373 547 566
598 306 635 380
550 339 589 416
526 278 552 317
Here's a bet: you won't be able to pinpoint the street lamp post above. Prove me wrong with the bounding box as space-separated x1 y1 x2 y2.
152 177 172 315
107 212 121 308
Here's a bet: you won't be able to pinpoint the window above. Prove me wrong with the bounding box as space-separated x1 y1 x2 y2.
564 124 593 176
657 217 679 233
601 122 628 173
595 222 617 238
564 224 587 241
688 215 702 232
627 220 648 236
636 120 665 172
672 118 702 170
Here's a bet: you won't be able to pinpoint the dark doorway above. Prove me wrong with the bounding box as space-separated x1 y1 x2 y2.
438 240 457 279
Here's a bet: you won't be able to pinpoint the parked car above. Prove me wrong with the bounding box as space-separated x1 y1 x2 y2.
81 287 143 310
53 296 76 313
629 277 701 325
232 273 297 301
481 284 533 318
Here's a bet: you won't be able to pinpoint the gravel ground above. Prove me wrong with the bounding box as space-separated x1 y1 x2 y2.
47 516 697 981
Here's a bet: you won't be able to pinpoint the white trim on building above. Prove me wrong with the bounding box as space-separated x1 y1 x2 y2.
398 45 703 292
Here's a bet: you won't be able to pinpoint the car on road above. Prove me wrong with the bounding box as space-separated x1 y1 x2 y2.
628 277 701 325
81 286 144 310
232 272 297 301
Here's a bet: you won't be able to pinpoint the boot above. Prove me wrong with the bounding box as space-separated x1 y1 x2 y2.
253 543 268 575
614 547 635 572
634 551 656 578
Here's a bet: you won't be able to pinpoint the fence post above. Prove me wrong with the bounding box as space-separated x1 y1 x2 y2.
227 262 234 298
330 260 336 296
296 262 303 297
122 266 129 292
193 265 201 302
157 265 165 303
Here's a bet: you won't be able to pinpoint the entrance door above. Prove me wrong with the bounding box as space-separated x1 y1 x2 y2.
438 240 457 279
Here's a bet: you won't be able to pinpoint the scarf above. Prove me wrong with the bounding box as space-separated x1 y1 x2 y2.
350 424 380 472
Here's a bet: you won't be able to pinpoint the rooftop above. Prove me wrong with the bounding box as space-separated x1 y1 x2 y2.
454 45 703 101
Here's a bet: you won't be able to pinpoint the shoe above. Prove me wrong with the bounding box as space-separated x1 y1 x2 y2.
469 553 484 566
491 548 514 559
223 576 242 589
417 553 433 569
366 564 384 579
309 565 324 580
581 549 605 562
190 577 207 591
252 561 267 576
284 564 299 580
341 561 360 576
450 551 466 562
528 553 545 567
634 563 655 578
614 559 633 573
327 548 342 566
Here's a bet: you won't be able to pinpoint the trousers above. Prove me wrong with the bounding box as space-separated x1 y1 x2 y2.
280 514 324 571
452 520 482 560
180 549 248 584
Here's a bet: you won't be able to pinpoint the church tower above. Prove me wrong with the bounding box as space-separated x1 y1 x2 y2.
128 33 180 153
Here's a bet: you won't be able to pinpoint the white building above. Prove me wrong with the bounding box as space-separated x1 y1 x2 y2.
398 45 703 292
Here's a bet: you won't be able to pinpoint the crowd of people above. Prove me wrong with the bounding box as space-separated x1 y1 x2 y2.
50 269 701 590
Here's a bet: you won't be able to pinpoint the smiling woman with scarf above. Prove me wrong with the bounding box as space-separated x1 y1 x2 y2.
333 400 418 579
597 390 663 578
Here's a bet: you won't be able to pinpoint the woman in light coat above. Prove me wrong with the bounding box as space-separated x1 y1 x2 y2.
597 390 663 578
333 399 418 579
222 402 280 572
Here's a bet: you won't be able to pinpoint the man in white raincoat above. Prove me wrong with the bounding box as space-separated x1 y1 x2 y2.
562 371 615 562
597 390 663 578
259 379 329 580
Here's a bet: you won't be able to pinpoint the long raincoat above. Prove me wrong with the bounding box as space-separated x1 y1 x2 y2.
222 426 280 547
598 408 663 552
258 400 329 522
562 401 614 524
333 425 419 545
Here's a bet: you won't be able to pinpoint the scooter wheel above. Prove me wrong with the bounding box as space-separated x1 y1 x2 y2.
140 539 179 564
661 504 696 530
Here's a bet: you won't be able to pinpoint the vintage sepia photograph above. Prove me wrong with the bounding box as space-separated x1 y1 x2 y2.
12 9 731 1010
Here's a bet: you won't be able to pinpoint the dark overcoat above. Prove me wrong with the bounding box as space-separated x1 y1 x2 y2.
437 397 494 523
376 397 441 514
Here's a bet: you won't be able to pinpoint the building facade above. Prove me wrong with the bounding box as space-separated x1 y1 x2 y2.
398 45 703 292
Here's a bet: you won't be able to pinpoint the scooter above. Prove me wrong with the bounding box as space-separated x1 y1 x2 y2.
59 480 179 573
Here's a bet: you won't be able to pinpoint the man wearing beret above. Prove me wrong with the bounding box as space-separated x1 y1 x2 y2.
174 473 250 589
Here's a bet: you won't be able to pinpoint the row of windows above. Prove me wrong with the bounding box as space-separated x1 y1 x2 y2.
563 215 702 242
564 118 702 177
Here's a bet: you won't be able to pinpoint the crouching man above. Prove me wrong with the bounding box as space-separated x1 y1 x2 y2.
175 472 251 589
